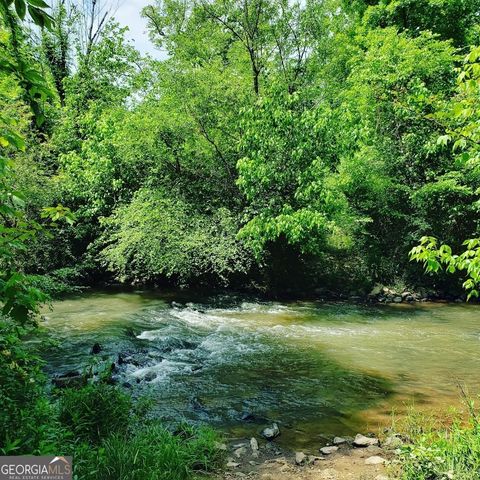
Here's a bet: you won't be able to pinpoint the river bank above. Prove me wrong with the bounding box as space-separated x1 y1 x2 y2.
217 431 396 480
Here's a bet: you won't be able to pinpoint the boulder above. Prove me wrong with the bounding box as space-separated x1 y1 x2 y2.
353 434 379 447
261 423 280 440
333 437 347 445
320 446 338 455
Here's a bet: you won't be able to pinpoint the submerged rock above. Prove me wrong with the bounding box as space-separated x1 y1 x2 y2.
143 371 157 382
261 423 280 440
353 434 379 447
90 342 102 354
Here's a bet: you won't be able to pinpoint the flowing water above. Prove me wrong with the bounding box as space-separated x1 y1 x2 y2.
40 290 480 450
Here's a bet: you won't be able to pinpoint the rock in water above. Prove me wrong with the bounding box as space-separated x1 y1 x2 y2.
353 434 379 447
261 423 280 440
333 437 347 445
320 446 338 455
365 456 386 465
90 342 102 354
295 452 306 465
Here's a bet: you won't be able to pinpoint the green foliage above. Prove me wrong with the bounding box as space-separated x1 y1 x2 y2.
410 237 480 299
398 403 480 480
3 0 480 294
358 0 480 46
78 424 224 480
58 383 132 445
101 189 251 286
0 320 64 455
237 85 356 257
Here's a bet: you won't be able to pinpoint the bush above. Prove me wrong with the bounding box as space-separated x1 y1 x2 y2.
58 383 132 445
0 320 65 455
76 424 224 480
100 189 251 287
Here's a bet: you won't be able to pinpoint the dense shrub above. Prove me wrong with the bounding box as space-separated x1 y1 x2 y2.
0 321 65 454
58 383 132 445
101 189 252 287
76 424 224 480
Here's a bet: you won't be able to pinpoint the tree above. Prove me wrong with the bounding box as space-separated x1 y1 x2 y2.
410 46 480 298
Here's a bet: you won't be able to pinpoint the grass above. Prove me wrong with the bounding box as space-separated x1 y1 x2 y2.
56 384 225 480
394 395 480 480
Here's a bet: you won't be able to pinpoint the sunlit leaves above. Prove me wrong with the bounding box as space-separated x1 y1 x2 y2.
410 236 480 300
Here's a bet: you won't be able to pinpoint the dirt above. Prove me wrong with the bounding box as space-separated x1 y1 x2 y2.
217 437 397 480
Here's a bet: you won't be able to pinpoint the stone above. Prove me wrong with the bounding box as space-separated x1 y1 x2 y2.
234 447 247 458
214 442 227 451
250 437 259 457
353 434 379 447
333 436 347 445
366 445 383 455
295 452 306 465
261 423 280 440
320 446 339 455
365 456 386 465
393 296 402 303
227 461 240 468
90 342 102 354
383 435 403 449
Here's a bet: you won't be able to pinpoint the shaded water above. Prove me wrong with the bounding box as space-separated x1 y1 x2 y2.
40 291 480 450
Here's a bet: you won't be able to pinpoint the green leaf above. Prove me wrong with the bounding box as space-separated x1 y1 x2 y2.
27 0 49 7
14 0 26 19
27 4 44 27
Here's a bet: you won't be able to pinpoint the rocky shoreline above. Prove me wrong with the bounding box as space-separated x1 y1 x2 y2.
219 426 402 480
